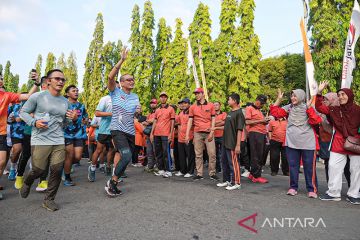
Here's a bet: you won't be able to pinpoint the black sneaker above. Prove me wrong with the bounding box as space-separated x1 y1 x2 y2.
193 175 204 181
20 183 31 198
105 179 122 197
346 196 360 205
271 172 277 176
210 175 220 181
42 200 59 211
319 193 341 201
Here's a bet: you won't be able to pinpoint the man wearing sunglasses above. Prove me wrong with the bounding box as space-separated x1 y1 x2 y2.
19 69 78 211
105 47 140 197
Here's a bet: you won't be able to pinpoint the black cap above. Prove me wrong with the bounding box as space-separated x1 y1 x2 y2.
178 97 190 104
256 94 267 104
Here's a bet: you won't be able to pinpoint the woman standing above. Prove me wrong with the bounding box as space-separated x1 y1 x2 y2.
316 81 360 204
270 89 322 198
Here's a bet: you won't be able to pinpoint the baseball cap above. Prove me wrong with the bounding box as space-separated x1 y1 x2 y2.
193 88 204 94
178 97 190 104
159 92 168 97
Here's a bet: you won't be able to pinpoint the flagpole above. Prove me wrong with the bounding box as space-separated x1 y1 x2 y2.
198 46 209 101
187 39 201 88
303 0 310 100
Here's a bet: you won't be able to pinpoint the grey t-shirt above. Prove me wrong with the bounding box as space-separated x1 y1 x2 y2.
282 104 316 150
20 91 69 145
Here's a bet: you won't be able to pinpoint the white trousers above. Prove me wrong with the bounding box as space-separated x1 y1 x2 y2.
327 152 360 198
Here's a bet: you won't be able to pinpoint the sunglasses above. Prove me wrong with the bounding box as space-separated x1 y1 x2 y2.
49 77 66 82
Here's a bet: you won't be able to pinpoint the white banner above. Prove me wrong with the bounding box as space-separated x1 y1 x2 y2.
341 0 360 88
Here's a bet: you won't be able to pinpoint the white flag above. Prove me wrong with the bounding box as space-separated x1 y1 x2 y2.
341 0 360 88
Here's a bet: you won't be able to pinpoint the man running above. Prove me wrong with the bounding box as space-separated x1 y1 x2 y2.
0 71 40 200
63 85 88 186
19 69 78 211
105 48 140 196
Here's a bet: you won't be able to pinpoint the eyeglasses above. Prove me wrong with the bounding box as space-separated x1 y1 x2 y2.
49 77 66 82
124 78 135 82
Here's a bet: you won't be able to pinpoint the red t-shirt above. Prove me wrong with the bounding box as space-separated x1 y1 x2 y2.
189 101 215 133
268 119 287 143
153 105 175 137
0 92 20 135
245 105 266 134
178 109 194 143
214 111 227 138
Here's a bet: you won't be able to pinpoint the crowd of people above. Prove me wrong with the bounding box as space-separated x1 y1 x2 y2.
0 48 359 211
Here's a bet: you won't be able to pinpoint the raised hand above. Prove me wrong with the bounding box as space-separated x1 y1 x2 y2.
318 81 329 94
121 46 129 61
277 89 284 100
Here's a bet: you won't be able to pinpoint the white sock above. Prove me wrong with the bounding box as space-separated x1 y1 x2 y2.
90 165 96 171
10 162 17 170
100 164 105 168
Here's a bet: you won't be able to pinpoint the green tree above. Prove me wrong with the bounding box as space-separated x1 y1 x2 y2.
10 74 19 93
123 4 141 76
20 83 28 93
188 2 212 93
3 61 11 91
308 0 352 91
162 18 188 102
45 52 56 75
229 0 261 103
135 0 155 106
102 41 121 90
281 53 306 91
207 0 237 104
0 64 3 76
82 13 104 117
153 17 172 97
57 53 67 70
62 51 78 94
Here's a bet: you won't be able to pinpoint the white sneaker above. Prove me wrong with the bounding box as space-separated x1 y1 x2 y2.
217 181 231 187
163 171 172 178
155 170 165 176
175 171 183 177
241 170 250 178
226 184 241 190
184 173 193 178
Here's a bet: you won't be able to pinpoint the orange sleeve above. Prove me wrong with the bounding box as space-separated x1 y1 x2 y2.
189 105 194 117
245 107 252 120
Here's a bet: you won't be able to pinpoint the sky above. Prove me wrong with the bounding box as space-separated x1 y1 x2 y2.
0 0 304 88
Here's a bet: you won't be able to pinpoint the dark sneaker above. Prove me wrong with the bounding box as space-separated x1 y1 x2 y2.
20 183 31 198
210 175 220 181
319 193 341 201
99 166 105 173
120 173 128 178
283 172 289 176
346 196 360 205
42 200 59 211
271 172 277 176
63 179 75 186
193 175 204 181
105 179 122 197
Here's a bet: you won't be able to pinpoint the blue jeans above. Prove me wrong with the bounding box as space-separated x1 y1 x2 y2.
286 147 318 193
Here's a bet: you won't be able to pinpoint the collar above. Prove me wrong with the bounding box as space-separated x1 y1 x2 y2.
182 108 189 114
196 100 208 106
159 104 169 109
215 111 222 115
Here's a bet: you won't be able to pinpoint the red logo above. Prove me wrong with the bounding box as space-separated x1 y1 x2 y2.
238 213 258 233
350 23 356 44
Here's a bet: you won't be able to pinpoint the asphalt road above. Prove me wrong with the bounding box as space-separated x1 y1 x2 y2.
0 160 359 240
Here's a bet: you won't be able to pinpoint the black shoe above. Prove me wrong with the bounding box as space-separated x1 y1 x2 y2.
120 173 128 178
105 179 122 197
210 175 220 181
283 172 289 176
346 196 360 205
20 183 31 198
193 175 204 181
271 172 277 176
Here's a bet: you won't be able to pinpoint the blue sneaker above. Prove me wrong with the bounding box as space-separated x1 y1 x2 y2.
88 166 96 182
319 193 341 201
63 179 75 186
8 169 16 181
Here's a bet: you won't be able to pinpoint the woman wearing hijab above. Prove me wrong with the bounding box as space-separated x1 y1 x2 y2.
319 93 339 182
315 81 360 204
270 89 322 198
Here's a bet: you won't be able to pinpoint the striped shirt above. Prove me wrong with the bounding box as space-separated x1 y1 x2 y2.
110 88 139 135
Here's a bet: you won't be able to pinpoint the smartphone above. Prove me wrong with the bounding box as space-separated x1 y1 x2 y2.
30 69 37 81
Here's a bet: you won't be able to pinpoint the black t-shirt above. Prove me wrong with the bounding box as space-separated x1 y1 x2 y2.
224 108 245 150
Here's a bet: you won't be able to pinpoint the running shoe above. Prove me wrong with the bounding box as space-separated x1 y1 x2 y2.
319 193 341 201
105 179 122 197
226 184 241 191
42 200 59 211
217 181 230 187
8 169 16 181
88 166 96 182
14 176 24 190
36 180 48 192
